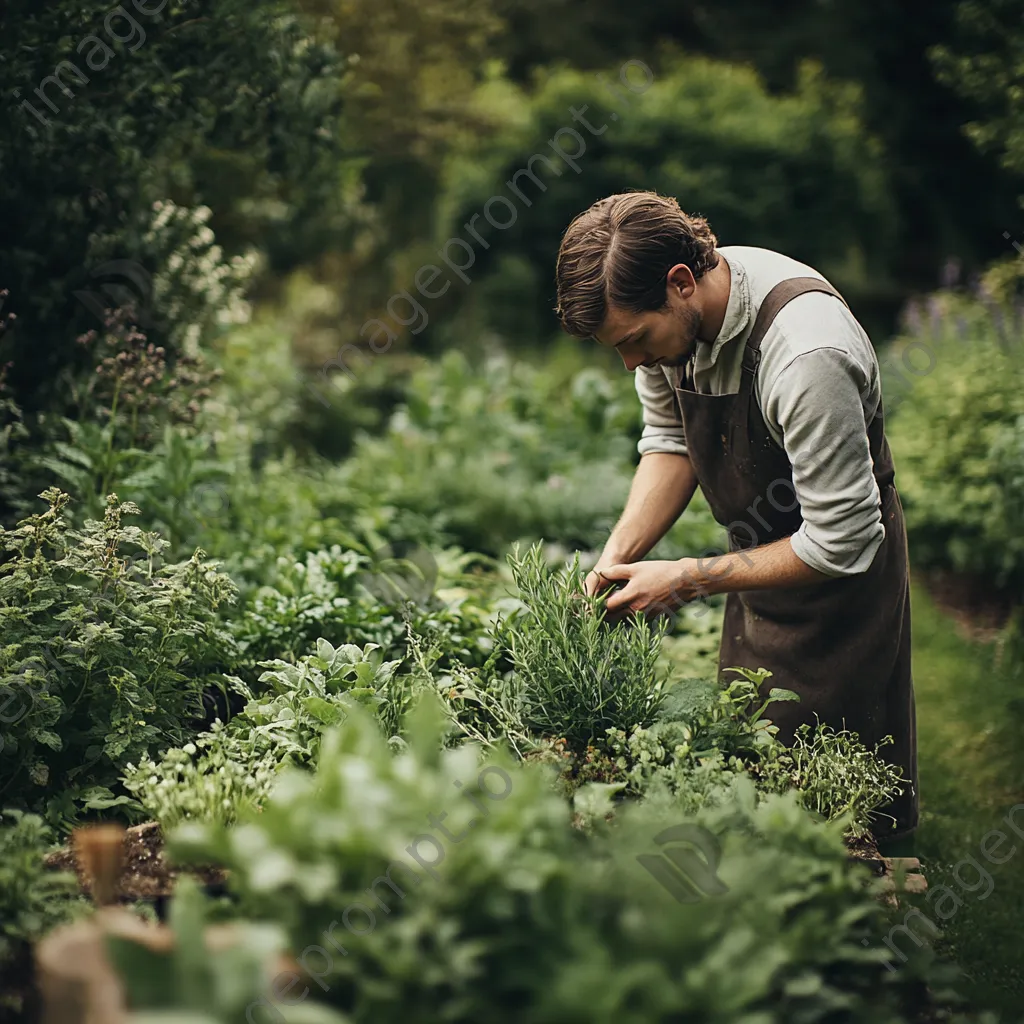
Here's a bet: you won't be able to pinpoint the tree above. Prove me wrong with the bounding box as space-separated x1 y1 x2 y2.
0 0 348 419
932 0 1024 189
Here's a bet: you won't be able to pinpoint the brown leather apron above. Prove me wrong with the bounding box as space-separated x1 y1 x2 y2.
674 277 918 840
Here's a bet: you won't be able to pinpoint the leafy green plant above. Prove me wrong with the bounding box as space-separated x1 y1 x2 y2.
124 639 404 828
335 347 724 561
752 723 907 838
0 489 238 822
28 294 227 531
539 669 905 838
234 543 494 670
497 544 667 748
0 808 84 966
0 807 86 1019
885 289 1024 590
122 724 283 833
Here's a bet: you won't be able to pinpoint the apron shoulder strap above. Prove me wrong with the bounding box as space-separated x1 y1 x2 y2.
739 276 849 394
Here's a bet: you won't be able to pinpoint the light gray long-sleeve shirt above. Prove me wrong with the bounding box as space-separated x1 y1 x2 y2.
635 245 885 577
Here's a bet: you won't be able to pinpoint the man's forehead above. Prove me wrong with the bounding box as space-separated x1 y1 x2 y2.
596 308 643 346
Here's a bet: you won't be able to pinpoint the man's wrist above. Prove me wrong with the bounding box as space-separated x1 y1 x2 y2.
595 546 635 569
677 552 734 599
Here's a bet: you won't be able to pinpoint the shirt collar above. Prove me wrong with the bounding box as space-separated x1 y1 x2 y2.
699 250 752 367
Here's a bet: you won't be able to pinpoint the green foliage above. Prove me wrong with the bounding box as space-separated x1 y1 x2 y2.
124 639 403 828
884 290 1024 589
556 669 905 839
0 489 238 822
752 724 907 838
123 722 283 833
492 0 1018 293
498 544 666 748
0 0 348 422
336 346 722 559
337 348 637 555
932 0 1024 189
0 809 84 966
166 701 948 1024
233 544 494 670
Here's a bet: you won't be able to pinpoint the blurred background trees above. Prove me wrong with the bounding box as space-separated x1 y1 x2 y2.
4 0 1023 420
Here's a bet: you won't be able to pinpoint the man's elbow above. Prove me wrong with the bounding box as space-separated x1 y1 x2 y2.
638 428 688 460
791 523 885 578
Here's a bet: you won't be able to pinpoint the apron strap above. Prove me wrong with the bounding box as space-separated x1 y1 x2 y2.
739 277 849 395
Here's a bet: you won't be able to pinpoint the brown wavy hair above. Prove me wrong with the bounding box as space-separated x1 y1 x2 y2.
554 191 720 338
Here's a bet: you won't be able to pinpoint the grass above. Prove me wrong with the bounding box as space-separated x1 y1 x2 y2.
908 579 1024 1017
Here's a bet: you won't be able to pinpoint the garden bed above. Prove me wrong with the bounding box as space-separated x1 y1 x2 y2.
43 822 226 904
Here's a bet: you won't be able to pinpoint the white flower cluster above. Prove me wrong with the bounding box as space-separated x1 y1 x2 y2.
123 720 280 829
145 200 262 349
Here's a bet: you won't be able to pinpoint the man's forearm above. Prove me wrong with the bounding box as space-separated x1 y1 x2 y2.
600 452 699 564
689 536 829 597
600 536 837 619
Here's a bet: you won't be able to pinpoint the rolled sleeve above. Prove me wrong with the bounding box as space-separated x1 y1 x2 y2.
764 348 884 577
635 366 688 457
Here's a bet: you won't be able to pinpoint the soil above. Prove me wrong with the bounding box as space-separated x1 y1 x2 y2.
916 568 1015 642
44 821 226 902
844 831 884 872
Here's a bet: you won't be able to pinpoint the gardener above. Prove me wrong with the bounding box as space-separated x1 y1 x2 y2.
556 191 917 850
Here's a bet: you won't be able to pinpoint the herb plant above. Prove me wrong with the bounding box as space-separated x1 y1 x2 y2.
166 701 947 1024
124 639 403 827
499 543 667 748
0 489 238 822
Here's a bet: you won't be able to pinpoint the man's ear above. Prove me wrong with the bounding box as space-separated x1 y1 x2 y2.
666 263 697 300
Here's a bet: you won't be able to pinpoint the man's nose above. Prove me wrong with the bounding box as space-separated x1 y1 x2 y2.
621 351 645 372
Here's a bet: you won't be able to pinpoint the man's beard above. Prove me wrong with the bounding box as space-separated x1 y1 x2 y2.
661 305 702 368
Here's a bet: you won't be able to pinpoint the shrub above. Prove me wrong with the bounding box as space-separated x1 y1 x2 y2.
0 489 238 823
0 0 347 425
884 288 1024 591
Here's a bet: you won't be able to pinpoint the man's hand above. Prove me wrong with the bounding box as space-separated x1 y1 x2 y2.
594 559 707 619
584 563 625 599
